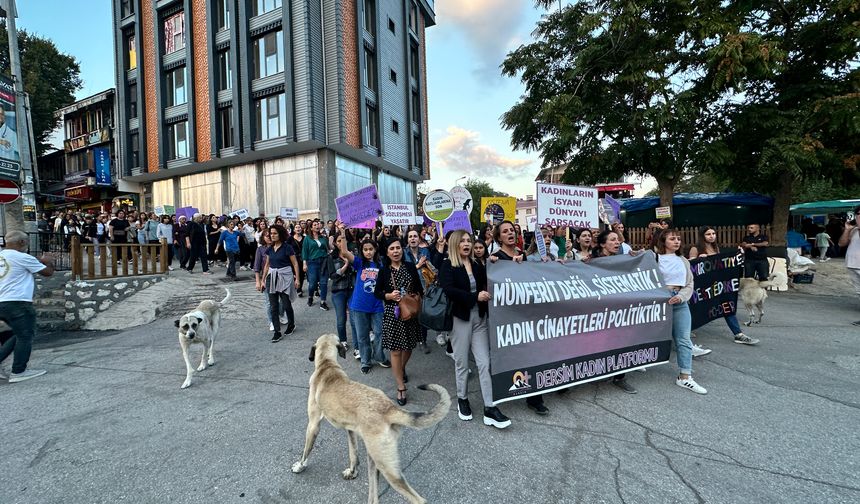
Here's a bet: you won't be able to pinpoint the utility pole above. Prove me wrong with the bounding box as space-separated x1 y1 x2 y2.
0 0 36 235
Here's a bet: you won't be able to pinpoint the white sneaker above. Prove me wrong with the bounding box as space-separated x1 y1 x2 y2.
168 266 175 271
676 376 707 394
353 349 361 360
269 322 274 331
823 257 831 262
9 369 47 383
436 333 447 346
279 315 288 325
692 344 712 357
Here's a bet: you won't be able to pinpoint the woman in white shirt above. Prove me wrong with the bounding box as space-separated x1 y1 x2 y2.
655 229 708 394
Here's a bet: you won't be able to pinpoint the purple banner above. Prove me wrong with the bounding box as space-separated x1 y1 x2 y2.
488 254 672 403
336 184 383 228
442 210 472 234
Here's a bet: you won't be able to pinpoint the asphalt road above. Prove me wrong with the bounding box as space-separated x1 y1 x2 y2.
2 287 859 504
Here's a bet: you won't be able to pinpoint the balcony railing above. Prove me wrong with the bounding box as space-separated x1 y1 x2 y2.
64 128 111 152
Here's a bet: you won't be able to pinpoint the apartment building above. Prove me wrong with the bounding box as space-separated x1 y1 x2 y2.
112 0 435 217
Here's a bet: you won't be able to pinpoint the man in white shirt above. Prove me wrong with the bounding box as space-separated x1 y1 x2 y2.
838 205 860 326
0 230 55 382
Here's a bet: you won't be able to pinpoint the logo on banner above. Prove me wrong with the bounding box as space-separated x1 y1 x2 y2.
508 370 532 393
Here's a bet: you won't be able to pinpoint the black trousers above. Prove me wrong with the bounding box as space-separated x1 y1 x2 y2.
744 258 770 280
186 243 209 272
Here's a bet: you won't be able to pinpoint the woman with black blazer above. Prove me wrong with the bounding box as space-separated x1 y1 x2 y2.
374 238 424 406
440 230 511 429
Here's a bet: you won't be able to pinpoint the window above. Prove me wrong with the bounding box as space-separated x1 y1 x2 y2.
365 103 379 149
526 208 533 215
391 120 399 134
127 34 137 70
167 121 189 160
255 93 287 141
253 31 284 79
388 18 395 33
121 0 135 18
130 133 140 167
217 50 232 91
219 107 234 148
389 69 397 84
164 12 185 54
412 135 422 169
363 48 377 92
165 67 187 107
410 45 420 79
128 84 138 118
217 0 230 30
410 3 420 33
411 89 420 123
253 0 282 16
363 0 376 37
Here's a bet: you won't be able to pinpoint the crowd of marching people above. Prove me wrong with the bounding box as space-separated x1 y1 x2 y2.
21 208 780 428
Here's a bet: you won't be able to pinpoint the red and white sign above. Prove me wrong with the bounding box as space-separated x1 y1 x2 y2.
0 179 21 204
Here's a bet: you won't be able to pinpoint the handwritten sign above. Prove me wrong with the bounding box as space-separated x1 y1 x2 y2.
382 204 416 226
536 183 598 228
655 206 672 219
450 186 474 215
336 184 383 227
441 210 472 234
280 207 299 220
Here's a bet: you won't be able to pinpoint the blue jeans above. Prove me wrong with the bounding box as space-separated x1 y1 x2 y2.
725 313 742 335
0 302 36 374
352 310 386 367
331 290 350 343
306 258 327 301
672 302 694 375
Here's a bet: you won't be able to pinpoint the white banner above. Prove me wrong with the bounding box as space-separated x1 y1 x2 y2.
280 207 299 220
382 203 416 226
536 183 598 229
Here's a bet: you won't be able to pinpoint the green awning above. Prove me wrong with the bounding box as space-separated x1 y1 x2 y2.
789 199 860 215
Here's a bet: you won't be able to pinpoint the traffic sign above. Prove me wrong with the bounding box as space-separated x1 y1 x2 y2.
0 179 21 204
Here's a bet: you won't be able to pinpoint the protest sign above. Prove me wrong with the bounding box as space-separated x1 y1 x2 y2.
655 206 672 219
441 210 472 234
415 215 425 225
154 206 164 216
536 183 598 229
176 207 194 220
280 207 299 220
450 186 474 215
481 196 516 225
230 208 250 220
336 184 383 227
382 204 416 226
688 250 744 330
164 205 175 215
423 190 455 222
352 218 377 229
488 254 672 403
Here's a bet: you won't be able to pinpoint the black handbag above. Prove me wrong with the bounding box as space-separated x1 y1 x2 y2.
419 282 453 332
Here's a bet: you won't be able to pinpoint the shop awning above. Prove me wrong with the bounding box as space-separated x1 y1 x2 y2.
789 199 860 215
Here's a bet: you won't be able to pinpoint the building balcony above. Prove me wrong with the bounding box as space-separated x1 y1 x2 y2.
64 128 111 153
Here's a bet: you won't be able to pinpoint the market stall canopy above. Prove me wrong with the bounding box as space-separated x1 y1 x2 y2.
619 192 774 227
621 192 774 212
789 199 860 215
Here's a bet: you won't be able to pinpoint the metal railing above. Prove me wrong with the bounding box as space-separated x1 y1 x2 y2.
25 232 72 271
70 236 170 279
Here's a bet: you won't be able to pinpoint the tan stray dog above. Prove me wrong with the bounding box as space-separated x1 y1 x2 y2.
174 288 231 389
739 278 773 326
291 334 450 504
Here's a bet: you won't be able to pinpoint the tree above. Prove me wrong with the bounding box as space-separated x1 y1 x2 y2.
0 23 82 155
463 178 508 232
501 1 723 213
698 1 860 245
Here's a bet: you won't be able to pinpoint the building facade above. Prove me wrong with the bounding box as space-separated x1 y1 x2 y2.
112 0 434 218
36 89 123 215
515 194 536 229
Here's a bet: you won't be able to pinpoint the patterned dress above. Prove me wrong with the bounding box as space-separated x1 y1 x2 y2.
382 265 422 351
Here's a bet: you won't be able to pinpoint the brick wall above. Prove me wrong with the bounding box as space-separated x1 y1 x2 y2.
343 0 361 148
142 1 159 173
191 0 211 162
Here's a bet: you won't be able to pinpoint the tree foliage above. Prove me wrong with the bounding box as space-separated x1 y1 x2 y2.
0 23 82 155
463 178 508 232
698 1 860 243
501 1 723 209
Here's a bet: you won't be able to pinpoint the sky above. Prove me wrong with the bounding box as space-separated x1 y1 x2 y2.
13 0 652 199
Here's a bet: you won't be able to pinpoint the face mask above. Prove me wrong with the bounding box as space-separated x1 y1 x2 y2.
424 233 431 242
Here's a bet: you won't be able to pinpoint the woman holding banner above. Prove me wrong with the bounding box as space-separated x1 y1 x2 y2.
441 230 511 428
656 229 708 394
525 227 557 262
489 221 550 415
688 226 759 346
375 238 424 405
591 229 638 394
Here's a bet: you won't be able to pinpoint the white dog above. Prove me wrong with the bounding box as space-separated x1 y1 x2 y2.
174 289 231 389
739 278 772 326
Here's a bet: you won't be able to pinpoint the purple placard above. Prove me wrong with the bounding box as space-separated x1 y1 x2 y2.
423 214 433 227
336 184 383 228
442 210 472 234
176 207 193 220
353 218 377 229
